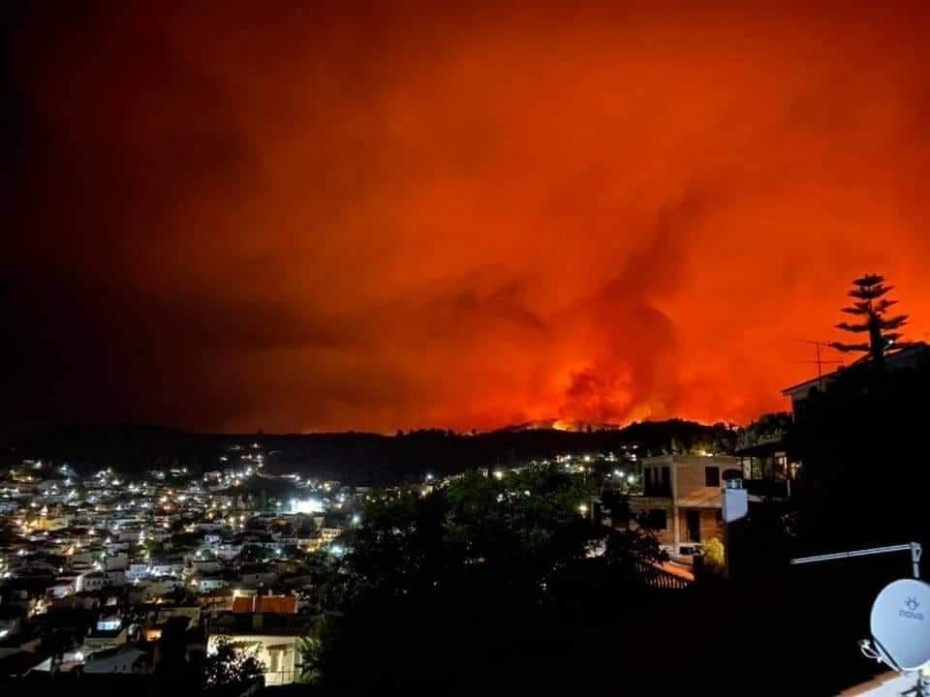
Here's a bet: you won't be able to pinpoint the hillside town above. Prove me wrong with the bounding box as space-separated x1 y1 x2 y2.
0 442 357 683
0 433 767 685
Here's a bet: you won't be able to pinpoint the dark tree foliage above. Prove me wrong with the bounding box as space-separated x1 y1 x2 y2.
315 466 665 695
202 638 265 690
154 616 198 683
738 411 793 449
0 518 18 544
831 274 909 368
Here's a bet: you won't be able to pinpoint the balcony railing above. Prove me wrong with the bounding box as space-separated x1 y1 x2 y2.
642 483 672 498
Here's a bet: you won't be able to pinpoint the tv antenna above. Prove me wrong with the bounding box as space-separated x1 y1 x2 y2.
796 340 844 390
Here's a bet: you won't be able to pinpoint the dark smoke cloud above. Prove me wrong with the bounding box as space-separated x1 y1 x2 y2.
6 0 930 434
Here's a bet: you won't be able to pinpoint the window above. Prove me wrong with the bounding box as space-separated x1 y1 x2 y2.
644 467 672 497
646 509 667 531
269 649 281 674
685 510 701 542
704 466 720 488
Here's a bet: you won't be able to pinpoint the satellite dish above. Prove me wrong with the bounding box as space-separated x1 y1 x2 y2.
869 578 930 672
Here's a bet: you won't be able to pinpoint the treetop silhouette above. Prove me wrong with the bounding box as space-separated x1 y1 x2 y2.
830 273 909 368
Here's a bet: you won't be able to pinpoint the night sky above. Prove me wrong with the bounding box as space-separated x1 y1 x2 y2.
6 1 930 434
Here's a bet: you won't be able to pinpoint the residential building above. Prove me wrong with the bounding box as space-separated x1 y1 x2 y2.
77 571 108 593
192 575 229 592
156 604 202 627
84 618 128 652
735 440 799 501
629 454 741 556
206 611 310 686
782 341 930 418
231 594 297 615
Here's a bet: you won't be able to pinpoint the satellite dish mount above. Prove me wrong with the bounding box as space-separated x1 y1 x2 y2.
791 543 930 694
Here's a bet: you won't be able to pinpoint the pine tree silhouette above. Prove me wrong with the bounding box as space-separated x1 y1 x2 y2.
830 274 909 370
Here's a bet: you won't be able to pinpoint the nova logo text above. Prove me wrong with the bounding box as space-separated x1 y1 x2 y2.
899 597 925 621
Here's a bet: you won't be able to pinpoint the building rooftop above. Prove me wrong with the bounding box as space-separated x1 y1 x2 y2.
232 595 297 615
782 341 930 399
208 610 312 636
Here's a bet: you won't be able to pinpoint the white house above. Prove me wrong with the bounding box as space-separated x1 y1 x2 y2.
190 559 223 574
150 561 185 577
192 575 229 592
207 631 300 686
126 563 150 581
77 571 107 593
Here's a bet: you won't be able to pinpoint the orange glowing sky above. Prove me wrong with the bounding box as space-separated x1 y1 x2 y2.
7 0 930 433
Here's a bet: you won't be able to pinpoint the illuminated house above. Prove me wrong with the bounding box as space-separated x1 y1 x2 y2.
735 438 799 501
206 595 308 686
84 616 128 652
629 454 742 556
232 594 298 614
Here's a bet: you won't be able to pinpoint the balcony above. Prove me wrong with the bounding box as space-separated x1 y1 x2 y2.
642 481 672 498
744 479 790 500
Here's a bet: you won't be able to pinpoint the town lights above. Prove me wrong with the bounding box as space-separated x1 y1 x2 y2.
290 498 324 514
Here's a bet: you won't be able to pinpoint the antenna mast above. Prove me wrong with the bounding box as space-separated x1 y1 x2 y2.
797 340 843 390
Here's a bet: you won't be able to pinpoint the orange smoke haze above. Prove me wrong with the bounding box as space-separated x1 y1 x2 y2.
7 1 930 433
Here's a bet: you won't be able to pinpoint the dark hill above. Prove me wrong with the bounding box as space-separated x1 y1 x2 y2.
4 419 738 486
